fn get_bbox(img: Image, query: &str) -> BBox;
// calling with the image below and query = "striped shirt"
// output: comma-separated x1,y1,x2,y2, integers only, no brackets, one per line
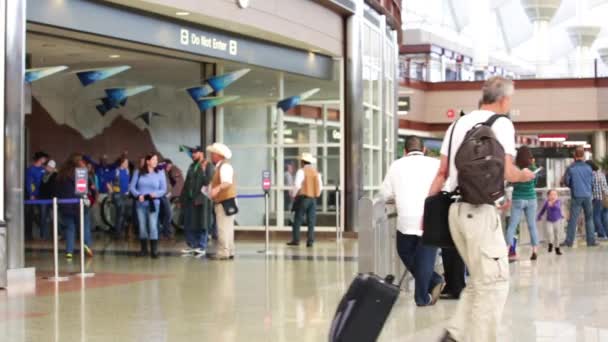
592,171,608,200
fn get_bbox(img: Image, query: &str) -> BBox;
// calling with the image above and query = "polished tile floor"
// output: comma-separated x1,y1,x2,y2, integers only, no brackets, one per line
2,239,608,341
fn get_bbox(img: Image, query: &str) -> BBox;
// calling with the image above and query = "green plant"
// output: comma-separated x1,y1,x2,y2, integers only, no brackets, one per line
598,156,608,171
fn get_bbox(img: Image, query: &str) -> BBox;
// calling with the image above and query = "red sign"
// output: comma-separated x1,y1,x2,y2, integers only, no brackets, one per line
447,109,455,119
262,170,271,192
75,167,88,195
76,179,87,194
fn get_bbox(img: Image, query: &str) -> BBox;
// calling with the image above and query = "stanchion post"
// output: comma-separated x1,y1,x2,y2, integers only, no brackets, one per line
335,186,341,242
46,197,69,282
77,197,94,278
265,191,270,254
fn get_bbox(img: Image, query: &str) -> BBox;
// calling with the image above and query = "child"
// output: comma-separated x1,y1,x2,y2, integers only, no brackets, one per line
537,189,565,255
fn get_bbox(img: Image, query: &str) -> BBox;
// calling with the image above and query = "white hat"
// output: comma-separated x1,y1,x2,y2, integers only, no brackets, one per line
207,142,232,159
299,152,316,164
47,160,57,169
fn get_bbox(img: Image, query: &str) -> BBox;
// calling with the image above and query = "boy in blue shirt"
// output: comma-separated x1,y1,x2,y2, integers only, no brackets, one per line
25,151,49,240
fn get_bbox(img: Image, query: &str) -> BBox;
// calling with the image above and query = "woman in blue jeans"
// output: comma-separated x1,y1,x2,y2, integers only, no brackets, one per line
506,146,539,261
130,153,166,258
54,154,93,259
588,161,608,238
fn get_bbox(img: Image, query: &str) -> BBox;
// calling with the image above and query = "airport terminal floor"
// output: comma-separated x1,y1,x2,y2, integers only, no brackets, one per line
1,239,607,341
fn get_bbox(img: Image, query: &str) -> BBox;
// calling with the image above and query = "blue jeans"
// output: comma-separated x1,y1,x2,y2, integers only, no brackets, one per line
159,197,173,237
593,200,608,238
39,204,51,240
566,197,596,246
396,232,442,306
112,193,127,235
136,203,159,240
506,199,539,247
291,197,317,243
61,212,92,254
183,204,208,249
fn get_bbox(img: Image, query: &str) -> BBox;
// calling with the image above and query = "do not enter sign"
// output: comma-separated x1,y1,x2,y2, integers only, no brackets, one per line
75,168,88,196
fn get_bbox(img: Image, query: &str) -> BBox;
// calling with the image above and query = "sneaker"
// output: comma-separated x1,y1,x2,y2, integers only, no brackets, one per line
286,241,300,247
530,252,538,261
556,247,563,255
194,248,206,256
430,281,446,305
508,253,518,263
306,241,313,248
588,243,599,247
66,253,73,259
181,247,195,254
548,244,553,253
84,245,94,258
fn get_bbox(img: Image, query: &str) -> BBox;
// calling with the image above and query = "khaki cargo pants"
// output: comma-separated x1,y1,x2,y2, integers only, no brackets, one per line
447,203,510,342
214,204,235,258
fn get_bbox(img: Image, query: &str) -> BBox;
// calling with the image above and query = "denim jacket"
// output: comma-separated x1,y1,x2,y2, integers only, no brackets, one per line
565,161,593,198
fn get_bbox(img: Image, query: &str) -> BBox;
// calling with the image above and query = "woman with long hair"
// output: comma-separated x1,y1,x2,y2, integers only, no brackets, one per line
54,153,93,259
505,146,540,261
129,153,166,258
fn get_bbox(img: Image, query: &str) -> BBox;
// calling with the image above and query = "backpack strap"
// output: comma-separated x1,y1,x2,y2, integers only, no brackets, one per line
446,118,459,178
484,114,509,127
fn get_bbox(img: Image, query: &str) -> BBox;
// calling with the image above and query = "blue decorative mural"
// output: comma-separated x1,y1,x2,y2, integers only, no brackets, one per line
277,88,320,112
75,65,131,86
25,66,68,83
196,96,239,111
96,85,154,115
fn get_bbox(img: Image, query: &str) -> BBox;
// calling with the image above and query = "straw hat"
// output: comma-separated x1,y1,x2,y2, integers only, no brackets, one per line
299,152,316,164
206,142,232,159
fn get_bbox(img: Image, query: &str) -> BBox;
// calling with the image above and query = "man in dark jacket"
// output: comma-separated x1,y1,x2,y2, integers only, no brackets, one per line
564,146,596,247
180,146,215,256
38,160,58,240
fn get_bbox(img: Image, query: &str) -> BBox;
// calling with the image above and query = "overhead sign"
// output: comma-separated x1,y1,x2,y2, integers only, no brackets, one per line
75,168,88,196
398,96,410,113
180,29,238,56
262,170,271,192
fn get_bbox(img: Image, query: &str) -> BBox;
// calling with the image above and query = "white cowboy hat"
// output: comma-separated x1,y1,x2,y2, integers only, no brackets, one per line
206,142,232,159
299,152,316,164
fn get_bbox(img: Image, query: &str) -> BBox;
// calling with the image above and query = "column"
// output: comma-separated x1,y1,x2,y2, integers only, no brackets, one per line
599,48,608,69
276,73,285,230
593,131,606,162
470,0,490,77
567,25,600,78
201,63,215,147
345,0,364,232
521,0,562,78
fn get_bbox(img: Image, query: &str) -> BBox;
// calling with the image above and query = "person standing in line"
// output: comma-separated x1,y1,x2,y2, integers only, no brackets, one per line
38,159,58,241
429,76,535,342
537,189,565,255
284,162,296,211
109,157,131,240
208,143,237,260
381,136,444,306
563,147,597,247
180,147,215,256
588,161,608,239
54,154,94,259
130,153,167,259
505,146,540,261
85,154,121,231
25,151,49,240
287,153,323,248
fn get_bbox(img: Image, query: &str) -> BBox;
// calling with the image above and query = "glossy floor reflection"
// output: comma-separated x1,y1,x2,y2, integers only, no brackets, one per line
3,240,608,341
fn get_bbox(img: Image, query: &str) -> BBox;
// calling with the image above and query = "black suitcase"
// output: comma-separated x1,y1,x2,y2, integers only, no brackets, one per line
329,272,407,342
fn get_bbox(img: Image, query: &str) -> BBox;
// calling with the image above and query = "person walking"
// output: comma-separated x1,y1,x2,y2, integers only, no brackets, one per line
54,154,94,259
207,143,237,260
429,76,535,342
563,147,596,247
180,147,215,256
537,189,565,255
505,146,540,261
109,157,131,239
130,153,167,258
589,161,608,239
38,160,58,241
287,153,323,248
382,136,444,306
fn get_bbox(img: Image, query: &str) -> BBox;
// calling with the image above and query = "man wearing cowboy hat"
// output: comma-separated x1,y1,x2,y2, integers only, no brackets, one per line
207,142,237,260
179,146,215,256
287,152,323,247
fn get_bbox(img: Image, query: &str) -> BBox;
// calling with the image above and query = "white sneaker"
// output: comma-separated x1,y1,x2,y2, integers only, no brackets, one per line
194,248,206,256
181,247,194,254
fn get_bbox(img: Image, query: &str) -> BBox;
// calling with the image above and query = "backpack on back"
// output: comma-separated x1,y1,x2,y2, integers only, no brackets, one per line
455,114,507,205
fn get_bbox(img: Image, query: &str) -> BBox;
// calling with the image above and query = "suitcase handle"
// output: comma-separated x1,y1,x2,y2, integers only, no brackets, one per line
384,270,409,288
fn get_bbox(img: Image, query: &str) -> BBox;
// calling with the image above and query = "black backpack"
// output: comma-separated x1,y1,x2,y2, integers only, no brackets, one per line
455,114,507,205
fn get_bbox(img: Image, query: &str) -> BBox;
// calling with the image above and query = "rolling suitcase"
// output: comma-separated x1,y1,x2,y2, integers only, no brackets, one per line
329,271,408,342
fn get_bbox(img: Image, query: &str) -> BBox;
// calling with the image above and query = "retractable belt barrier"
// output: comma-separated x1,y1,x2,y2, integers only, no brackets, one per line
25,197,93,282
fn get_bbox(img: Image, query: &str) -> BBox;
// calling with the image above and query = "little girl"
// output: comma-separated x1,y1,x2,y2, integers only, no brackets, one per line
537,189,565,255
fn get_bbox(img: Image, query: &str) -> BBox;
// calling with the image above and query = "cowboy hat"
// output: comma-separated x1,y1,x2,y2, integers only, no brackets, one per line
299,152,316,164
206,142,232,159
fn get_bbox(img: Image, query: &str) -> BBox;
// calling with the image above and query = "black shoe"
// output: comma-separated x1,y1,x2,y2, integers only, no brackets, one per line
530,252,538,261
150,240,159,259
440,330,457,342
548,244,553,253
588,243,599,247
439,293,460,300
556,248,562,255
306,241,313,248
137,240,149,257
286,241,300,247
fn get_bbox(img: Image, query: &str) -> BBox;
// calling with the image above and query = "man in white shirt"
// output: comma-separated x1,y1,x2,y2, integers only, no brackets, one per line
429,77,535,342
382,136,444,306
208,143,237,260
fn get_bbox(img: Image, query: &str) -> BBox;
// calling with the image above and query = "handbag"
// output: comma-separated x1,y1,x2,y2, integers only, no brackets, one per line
221,197,239,216
422,119,458,248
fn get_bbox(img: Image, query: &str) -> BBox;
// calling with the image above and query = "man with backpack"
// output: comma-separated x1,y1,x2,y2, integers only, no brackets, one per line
428,76,535,342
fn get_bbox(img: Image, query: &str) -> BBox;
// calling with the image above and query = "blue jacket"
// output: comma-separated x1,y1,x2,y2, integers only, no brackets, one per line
565,161,593,198
84,156,119,194
25,165,45,198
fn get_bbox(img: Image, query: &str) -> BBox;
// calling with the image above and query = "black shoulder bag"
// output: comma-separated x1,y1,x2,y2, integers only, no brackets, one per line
422,120,458,248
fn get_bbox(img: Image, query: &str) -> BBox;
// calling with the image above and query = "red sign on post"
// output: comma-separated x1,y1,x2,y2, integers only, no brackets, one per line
447,109,455,119
75,168,88,196
262,170,271,192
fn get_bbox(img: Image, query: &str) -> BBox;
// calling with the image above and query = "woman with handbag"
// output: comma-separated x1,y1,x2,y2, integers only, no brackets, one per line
130,153,167,258
505,146,540,261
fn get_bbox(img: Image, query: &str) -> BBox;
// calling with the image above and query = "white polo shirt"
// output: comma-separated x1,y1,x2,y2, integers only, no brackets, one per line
440,110,517,192
382,152,440,236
